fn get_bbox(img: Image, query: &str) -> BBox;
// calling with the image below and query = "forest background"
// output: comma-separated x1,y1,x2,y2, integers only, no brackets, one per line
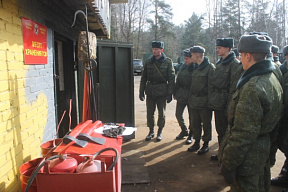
110,0,288,63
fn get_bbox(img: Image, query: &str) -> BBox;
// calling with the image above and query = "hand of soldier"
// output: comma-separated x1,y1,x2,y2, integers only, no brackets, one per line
166,94,172,103
139,92,145,101
221,165,236,184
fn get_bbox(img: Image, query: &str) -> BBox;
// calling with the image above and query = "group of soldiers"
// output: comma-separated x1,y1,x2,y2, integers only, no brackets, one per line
139,34,288,191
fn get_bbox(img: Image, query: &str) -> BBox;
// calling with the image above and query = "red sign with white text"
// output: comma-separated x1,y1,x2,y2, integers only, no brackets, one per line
22,17,47,64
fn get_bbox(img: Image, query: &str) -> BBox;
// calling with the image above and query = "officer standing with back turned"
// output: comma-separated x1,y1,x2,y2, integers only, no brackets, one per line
139,41,175,142
219,34,283,192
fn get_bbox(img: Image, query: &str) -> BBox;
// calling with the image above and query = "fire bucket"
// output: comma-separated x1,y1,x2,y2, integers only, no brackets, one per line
40,138,62,157
19,157,44,192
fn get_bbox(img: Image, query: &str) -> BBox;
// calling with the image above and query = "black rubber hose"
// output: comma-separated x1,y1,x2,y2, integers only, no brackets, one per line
92,148,119,171
25,155,61,192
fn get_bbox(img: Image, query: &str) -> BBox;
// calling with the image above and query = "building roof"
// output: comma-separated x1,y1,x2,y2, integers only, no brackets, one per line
64,0,127,38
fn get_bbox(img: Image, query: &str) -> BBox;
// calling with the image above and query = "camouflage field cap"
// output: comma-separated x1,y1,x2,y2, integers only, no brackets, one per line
216,38,234,48
271,45,279,54
152,41,164,49
283,45,288,56
190,46,205,53
183,49,192,57
238,35,272,54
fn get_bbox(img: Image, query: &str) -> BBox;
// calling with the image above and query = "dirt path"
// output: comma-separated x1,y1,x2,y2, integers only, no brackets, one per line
121,75,285,192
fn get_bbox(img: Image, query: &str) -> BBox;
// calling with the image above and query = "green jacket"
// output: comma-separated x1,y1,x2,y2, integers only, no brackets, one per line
188,56,215,109
274,56,282,67
139,53,175,97
219,60,283,176
208,52,240,110
277,61,288,154
174,63,194,104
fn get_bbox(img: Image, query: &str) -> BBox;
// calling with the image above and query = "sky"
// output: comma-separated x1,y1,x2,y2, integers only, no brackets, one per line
165,0,208,25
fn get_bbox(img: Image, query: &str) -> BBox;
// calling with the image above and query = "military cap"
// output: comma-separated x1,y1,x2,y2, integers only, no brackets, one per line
232,48,239,56
183,49,192,57
216,38,234,48
190,46,205,53
152,41,164,49
271,45,279,53
283,45,288,56
238,34,272,54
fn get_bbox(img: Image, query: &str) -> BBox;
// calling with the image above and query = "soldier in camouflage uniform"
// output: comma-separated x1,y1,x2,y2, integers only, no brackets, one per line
139,41,175,142
208,38,240,161
271,45,288,190
187,46,215,155
173,49,194,144
219,34,283,192
272,45,282,67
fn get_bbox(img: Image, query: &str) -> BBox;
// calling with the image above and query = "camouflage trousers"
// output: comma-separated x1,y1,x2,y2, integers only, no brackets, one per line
214,109,228,146
175,101,191,132
146,95,166,129
190,108,212,142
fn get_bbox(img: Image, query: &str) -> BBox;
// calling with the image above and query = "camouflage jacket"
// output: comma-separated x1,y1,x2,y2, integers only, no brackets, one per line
280,61,288,113
219,59,283,176
188,56,215,109
208,52,240,110
173,63,194,104
139,53,175,97
274,56,282,67
277,61,288,154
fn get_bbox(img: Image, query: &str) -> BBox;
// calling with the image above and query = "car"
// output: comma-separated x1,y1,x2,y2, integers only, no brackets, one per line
133,59,143,75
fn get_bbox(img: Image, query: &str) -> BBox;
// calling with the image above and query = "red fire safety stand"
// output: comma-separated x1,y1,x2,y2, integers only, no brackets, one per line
20,120,123,192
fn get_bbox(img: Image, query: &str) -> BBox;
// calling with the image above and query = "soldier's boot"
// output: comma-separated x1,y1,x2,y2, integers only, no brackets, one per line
271,158,288,187
187,140,200,152
145,128,154,141
198,141,209,155
211,136,221,160
156,127,163,142
186,130,193,145
176,126,188,140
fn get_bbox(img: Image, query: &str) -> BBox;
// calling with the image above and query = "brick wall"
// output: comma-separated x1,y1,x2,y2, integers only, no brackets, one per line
0,2,56,192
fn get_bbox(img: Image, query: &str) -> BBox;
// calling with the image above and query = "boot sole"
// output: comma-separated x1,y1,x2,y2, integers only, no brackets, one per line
145,135,154,141
197,149,209,155
187,147,200,152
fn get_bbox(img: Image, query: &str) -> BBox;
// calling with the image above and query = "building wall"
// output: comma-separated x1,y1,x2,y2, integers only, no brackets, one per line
0,0,79,191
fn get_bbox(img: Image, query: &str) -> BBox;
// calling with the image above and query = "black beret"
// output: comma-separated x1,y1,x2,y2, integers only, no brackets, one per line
283,45,288,56
190,46,205,53
152,41,164,49
238,35,272,54
232,48,239,56
183,49,192,57
271,45,279,53
216,38,234,48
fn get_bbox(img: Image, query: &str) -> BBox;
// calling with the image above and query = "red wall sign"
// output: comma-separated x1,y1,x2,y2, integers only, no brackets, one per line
22,17,47,64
